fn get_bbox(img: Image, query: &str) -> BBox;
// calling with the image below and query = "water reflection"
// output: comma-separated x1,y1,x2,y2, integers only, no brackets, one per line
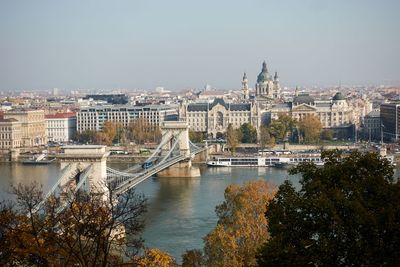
0,163,60,200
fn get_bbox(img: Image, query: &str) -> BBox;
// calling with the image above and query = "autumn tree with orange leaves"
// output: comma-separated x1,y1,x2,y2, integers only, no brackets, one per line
202,180,275,267
0,182,146,267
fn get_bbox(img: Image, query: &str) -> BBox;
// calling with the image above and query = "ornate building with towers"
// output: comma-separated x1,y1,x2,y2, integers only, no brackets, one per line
180,60,362,140
255,61,281,100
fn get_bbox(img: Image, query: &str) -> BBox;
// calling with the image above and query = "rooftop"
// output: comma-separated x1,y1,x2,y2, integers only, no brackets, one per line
45,112,76,119
0,118,19,123
293,94,315,105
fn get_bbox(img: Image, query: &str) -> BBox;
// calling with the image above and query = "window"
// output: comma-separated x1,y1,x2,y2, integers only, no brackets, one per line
216,112,223,127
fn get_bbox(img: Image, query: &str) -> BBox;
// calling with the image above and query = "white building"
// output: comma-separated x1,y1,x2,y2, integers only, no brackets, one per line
45,112,77,142
76,104,178,133
0,118,22,149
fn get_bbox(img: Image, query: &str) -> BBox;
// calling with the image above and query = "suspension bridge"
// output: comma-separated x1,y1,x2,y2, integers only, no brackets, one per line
33,121,207,213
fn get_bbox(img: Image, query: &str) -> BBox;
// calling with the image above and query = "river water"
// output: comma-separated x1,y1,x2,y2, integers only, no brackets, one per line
0,162,295,261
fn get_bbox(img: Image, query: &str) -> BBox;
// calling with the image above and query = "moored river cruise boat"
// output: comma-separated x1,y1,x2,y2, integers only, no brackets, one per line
207,153,324,167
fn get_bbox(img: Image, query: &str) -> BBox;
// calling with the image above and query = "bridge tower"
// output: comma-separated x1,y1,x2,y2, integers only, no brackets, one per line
160,121,190,157
57,145,110,193
158,121,200,177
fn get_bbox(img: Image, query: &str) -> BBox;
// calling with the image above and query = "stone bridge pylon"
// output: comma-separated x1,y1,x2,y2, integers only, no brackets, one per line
57,145,109,193
157,121,200,177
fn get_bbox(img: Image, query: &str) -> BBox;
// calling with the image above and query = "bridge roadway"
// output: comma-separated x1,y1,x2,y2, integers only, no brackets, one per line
112,146,206,196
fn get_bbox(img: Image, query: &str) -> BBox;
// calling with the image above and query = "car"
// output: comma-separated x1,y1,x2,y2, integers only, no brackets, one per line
142,161,153,169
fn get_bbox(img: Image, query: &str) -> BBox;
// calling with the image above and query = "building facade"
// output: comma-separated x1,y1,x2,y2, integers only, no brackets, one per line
4,109,47,147
363,110,381,141
269,93,353,127
0,118,22,149
45,112,77,142
179,98,259,138
380,103,400,142
76,104,177,132
267,92,355,138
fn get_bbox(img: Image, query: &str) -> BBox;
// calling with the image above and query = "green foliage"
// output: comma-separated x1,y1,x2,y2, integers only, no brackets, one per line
75,130,97,144
239,123,257,143
267,113,296,142
257,151,400,266
189,131,204,143
320,128,333,141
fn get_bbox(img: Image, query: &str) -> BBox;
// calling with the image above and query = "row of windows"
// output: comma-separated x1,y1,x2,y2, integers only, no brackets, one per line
0,140,20,148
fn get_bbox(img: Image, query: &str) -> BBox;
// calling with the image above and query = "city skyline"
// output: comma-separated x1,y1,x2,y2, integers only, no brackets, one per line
1,0,399,91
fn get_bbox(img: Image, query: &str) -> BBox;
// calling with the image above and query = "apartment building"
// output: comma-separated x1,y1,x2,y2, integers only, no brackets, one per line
4,109,47,147
76,104,177,132
45,112,77,142
0,118,22,149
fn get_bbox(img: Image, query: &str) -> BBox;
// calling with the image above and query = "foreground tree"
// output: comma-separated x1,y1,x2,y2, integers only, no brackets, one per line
181,249,204,267
0,183,147,266
257,151,400,266
203,180,275,267
133,248,178,267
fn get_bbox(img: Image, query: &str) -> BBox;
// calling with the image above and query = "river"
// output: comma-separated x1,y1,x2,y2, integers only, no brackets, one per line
0,162,296,261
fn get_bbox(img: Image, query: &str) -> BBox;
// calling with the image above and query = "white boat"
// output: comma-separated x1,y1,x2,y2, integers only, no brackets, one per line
22,153,56,165
207,153,324,167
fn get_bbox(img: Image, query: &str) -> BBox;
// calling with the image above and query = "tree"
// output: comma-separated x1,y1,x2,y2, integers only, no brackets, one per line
133,248,178,267
297,115,322,143
75,130,97,144
267,113,296,142
257,151,400,266
320,129,334,141
259,126,275,150
102,121,117,145
226,123,240,155
239,123,257,143
181,249,204,267
128,119,156,145
0,182,147,266
203,180,275,267
189,131,204,143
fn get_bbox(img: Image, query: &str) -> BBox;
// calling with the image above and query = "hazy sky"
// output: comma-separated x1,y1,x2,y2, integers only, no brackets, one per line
0,0,399,91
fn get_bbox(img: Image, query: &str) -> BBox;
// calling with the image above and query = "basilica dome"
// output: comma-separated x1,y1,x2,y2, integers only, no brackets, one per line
333,92,345,101
257,61,272,83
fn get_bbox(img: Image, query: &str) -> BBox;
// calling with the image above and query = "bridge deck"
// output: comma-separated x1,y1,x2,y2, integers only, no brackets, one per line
113,146,207,195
